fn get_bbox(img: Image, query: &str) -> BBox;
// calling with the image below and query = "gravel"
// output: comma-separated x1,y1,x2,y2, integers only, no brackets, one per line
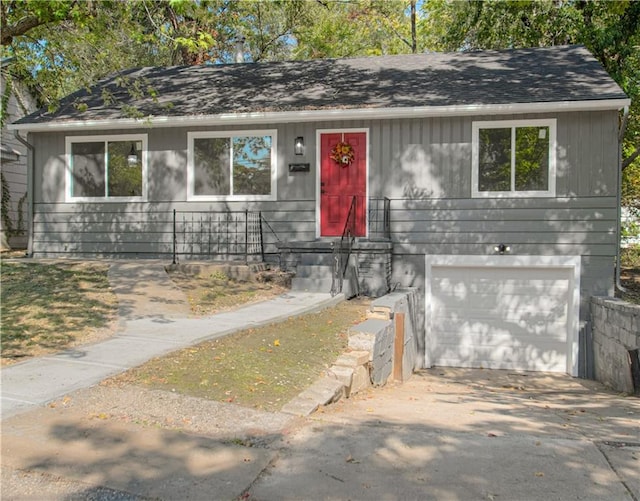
2,384,298,500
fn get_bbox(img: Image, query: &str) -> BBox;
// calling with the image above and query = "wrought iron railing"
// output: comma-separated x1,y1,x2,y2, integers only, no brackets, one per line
368,197,391,240
172,209,264,264
331,196,357,296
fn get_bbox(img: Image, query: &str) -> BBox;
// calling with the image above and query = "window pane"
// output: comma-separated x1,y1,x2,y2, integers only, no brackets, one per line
194,138,230,195
478,128,511,192
107,141,142,197
515,127,549,191
71,142,105,197
233,136,272,195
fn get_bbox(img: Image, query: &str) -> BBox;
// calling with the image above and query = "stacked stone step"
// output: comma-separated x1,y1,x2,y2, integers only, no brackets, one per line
347,305,395,386
281,302,399,416
325,351,371,397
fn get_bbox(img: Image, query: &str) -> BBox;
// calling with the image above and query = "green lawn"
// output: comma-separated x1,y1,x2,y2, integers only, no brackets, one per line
108,299,369,412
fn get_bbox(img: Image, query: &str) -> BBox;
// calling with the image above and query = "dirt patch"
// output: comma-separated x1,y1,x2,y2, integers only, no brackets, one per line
42,384,298,441
619,266,640,304
166,264,292,316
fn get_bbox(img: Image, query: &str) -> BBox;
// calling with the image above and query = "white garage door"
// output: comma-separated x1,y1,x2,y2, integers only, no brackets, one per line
425,256,580,375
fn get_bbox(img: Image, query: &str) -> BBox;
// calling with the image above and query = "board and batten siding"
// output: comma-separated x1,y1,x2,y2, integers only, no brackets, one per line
368,111,619,370
29,111,618,311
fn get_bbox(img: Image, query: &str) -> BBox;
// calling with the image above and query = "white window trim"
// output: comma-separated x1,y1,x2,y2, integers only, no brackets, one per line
65,134,148,203
187,129,278,201
471,119,556,198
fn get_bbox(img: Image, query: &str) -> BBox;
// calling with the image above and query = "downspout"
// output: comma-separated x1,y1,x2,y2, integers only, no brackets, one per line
615,105,629,294
13,130,34,257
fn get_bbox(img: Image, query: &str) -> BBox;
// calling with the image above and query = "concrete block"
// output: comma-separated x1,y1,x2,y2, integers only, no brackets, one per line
351,318,391,335
371,292,408,312
369,306,393,320
349,365,370,396
299,377,345,406
327,365,354,388
334,351,368,368
367,310,392,320
281,397,319,416
622,331,638,350
620,312,633,333
345,350,370,366
594,333,635,394
348,333,375,355
371,322,394,386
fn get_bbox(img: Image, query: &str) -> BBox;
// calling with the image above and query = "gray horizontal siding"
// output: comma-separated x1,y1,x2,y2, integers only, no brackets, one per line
29,111,619,298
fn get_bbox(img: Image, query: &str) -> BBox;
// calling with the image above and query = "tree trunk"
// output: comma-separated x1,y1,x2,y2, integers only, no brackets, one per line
411,0,417,53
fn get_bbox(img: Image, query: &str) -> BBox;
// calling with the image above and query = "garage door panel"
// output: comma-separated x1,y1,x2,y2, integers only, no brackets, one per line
432,318,568,339
433,277,571,299
427,260,576,374
431,304,568,323
434,344,567,372
434,334,568,352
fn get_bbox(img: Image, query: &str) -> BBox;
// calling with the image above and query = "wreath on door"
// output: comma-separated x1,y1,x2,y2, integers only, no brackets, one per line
330,141,355,166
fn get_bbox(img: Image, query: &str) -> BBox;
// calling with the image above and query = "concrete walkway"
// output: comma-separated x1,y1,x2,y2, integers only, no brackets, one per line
1,261,342,420
2,260,639,500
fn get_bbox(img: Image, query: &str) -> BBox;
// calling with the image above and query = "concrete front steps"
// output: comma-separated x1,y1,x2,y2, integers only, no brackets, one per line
290,264,334,293
282,289,419,416
279,239,392,297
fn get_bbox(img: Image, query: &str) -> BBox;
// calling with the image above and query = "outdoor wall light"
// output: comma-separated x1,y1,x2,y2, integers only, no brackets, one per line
127,144,138,166
294,136,305,155
494,244,511,255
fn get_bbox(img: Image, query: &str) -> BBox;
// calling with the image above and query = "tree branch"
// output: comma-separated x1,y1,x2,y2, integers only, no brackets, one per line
623,147,640,172
1,15,48,45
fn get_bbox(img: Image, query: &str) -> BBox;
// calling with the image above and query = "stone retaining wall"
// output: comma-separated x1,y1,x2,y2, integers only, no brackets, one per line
283,289,421,416
591,296,640,394
332,288,420,394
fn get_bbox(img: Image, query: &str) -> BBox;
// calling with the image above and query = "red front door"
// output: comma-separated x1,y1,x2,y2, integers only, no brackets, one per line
320,132,367,237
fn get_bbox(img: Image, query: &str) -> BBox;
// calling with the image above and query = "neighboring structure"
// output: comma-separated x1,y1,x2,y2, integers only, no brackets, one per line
1,61,36,250
9,45,630,377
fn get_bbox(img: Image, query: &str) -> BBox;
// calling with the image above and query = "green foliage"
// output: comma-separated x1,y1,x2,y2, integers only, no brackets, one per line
291,0,415,59
0,171,25,237
1,0,637,203
421,0,640,229
0,72,12,129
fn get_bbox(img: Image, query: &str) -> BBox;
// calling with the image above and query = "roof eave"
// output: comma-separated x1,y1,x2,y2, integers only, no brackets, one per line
8,98,631,132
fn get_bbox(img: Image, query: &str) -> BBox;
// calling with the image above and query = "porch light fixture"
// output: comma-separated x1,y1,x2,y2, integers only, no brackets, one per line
127,144,138,166
494,244,511,255
294,136,304,155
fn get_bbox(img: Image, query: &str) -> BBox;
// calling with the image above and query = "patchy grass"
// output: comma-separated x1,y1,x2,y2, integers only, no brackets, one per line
108,298,370,412
166,266,291,316
0,260,118,365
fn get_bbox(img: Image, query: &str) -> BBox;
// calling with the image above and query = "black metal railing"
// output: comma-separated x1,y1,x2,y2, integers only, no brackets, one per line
172,209,264,264
331,196,357,296
368,197,391,240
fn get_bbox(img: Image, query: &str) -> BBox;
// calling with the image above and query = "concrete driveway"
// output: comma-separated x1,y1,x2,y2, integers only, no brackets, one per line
2,368,639,500
250,368,640,501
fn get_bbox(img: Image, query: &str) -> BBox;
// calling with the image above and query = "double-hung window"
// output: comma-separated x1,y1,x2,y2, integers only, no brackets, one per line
188,130,277,200
472,119,556,198
66,135,147,201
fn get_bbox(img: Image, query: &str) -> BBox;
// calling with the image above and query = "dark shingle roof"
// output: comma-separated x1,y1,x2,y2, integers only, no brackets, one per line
13,45,628,126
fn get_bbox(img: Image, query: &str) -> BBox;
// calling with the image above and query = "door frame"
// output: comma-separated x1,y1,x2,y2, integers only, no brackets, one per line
315,128,370,239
